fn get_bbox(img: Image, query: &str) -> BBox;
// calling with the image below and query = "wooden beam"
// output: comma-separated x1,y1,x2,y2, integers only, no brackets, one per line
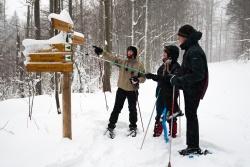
28,52,72,62
63,72,72,139
25,62,73,72
72,35,85,45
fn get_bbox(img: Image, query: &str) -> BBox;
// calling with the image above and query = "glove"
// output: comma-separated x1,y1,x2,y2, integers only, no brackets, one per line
145,73,159,81
93,45,103,56
130,76,139,86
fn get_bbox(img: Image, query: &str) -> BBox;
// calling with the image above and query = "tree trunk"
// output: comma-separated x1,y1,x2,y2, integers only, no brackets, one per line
69,0,72,18
61,0,64,10
80,0,84,33
34,0,42,95
219,10,223,62
98,0,105,86
144,0,150,72
53,0,61,114
205,0,209,60
103,0,112,92
131,0,135,46
25,5,30,38
209,0,214,62
3,0,6,28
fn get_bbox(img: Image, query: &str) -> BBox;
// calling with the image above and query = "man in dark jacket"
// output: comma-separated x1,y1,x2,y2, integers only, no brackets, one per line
145,45,182,138
169,25,209,155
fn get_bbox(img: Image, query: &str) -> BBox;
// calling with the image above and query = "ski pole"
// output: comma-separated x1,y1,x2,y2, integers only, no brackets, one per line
137,99,144,132
168,85,175,167
140,89,161,150
178,93,181,137
103,92,109,111
77,50,146,75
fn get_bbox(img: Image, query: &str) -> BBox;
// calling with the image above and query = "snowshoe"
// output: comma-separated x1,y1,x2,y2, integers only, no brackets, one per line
104,127,115,139
167,110,184,121
178,147,202,156
127,128,137,137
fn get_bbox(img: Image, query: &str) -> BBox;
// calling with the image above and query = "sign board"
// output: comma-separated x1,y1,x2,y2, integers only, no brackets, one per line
72,35,85,45
51,18,73,32
51,43,72,52
26,62,73,72
28,52,72,62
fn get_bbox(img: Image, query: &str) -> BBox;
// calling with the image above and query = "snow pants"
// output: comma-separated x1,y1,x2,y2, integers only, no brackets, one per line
155,88,179,122
184,91,201,148
108,88,138,129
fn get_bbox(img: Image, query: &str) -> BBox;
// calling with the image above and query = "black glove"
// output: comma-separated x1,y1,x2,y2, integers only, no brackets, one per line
145,73,159,81
93,45,103,56
130,76,139,86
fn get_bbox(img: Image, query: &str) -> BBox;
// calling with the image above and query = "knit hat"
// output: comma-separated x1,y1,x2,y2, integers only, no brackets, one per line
178,24,196,38
127,46,138,58
164,45,179,62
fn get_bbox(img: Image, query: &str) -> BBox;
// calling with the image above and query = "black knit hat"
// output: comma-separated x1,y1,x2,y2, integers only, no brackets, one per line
178,24,196,38
164,45,179,62
127,46,138,58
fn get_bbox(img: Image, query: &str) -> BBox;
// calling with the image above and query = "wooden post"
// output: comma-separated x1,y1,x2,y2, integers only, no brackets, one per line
63,72,72,139
23,10,85,140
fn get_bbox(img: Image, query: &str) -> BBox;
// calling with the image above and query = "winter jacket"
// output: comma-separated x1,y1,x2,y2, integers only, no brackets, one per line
156,62,180,98
175,31,209,99
102,51,145,91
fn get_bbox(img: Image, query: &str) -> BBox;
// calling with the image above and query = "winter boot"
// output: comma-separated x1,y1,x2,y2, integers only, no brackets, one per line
153,120,163,137
128,127,137,137
169,121,177,138
105,127,115,139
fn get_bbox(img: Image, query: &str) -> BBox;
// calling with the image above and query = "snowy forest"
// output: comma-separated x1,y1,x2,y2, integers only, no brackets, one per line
1,1,250,167
0,0,249,100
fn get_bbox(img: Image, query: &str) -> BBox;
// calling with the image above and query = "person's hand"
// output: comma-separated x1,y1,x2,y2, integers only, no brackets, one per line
145,73,159,81
93,46,103,56
130,76,139,86
165,59,172,65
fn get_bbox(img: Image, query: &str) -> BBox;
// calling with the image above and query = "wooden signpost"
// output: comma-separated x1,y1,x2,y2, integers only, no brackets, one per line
28,52,72,62
51,18,73,32
51,43,72,52
24,11,84,140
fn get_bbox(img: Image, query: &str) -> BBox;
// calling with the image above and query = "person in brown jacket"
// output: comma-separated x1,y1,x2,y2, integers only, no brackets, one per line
93,46,145,139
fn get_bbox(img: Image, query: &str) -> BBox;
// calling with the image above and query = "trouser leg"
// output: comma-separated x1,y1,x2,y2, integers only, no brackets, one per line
127,91,138,129
184,92,200,148
108,88,126,129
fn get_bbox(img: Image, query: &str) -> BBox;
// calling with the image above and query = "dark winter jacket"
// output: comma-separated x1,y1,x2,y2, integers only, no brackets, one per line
156,61,180,98
175,31,209,99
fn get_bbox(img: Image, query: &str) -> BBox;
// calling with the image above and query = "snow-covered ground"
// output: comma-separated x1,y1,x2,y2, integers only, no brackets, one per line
1,60,250,167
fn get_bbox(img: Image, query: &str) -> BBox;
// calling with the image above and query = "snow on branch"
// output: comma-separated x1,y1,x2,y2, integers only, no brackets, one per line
133,7,144,26
238,39,250,42
136,36,145,46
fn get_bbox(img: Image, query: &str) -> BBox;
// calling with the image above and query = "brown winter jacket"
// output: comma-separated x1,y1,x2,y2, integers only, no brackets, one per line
102,51,146,91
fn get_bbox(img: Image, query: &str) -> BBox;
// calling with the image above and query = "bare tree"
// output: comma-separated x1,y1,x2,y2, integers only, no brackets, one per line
34,0,42,95
69,0,72,18
103,0,112,92
144,0,150,72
